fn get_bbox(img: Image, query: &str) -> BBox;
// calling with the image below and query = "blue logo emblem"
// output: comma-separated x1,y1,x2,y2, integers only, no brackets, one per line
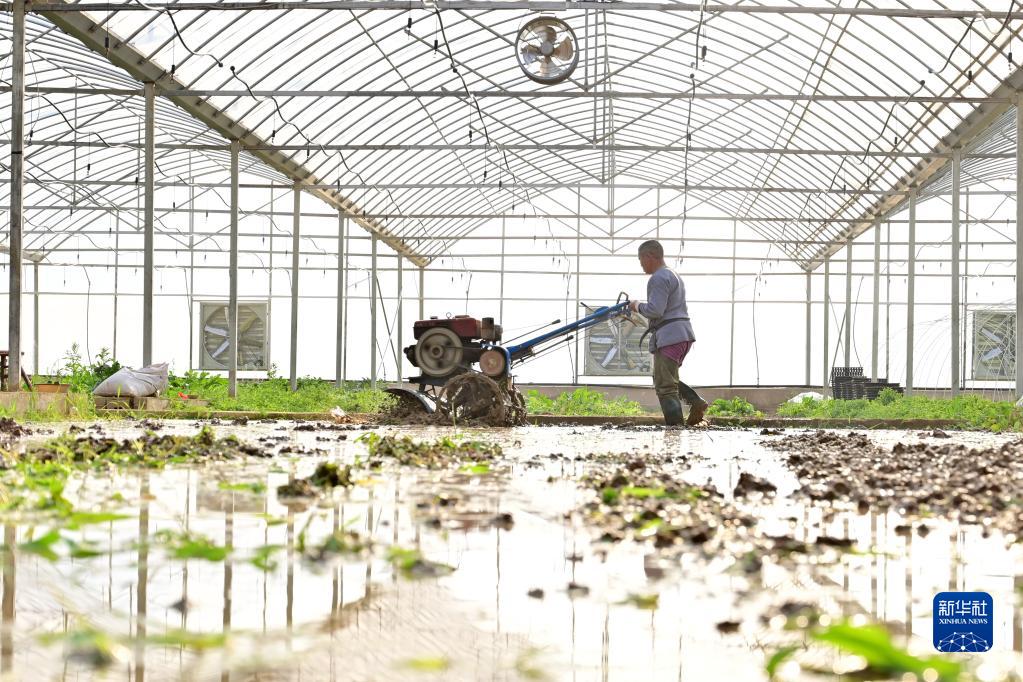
933,592,993,652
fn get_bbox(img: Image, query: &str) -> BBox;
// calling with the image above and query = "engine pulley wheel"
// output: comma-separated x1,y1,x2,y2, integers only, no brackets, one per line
479,349,507,377
414,327,464,376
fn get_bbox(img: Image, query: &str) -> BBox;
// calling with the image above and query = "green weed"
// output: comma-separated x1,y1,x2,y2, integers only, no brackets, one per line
525,388,646,416
767,620,962,681
706,397,763,418
777,392,1023,431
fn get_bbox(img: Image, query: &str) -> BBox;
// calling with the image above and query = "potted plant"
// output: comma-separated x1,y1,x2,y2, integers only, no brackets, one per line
35,380,69,394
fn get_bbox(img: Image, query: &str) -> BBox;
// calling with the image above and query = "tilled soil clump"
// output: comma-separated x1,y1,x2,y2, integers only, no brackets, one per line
765,430,1023,534
0,418,31,438
574,457,847,570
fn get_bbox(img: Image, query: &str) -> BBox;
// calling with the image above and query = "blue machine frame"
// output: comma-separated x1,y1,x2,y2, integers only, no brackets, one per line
492,296,634,372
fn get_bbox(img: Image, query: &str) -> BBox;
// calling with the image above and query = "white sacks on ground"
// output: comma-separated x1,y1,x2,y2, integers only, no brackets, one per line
788,391,824,403
93,363,170,398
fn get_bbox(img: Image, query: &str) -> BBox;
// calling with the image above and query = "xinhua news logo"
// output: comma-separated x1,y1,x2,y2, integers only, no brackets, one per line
933,591,993,653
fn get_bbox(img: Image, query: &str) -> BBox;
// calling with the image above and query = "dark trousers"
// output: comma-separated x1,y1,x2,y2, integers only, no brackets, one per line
652,351,704,405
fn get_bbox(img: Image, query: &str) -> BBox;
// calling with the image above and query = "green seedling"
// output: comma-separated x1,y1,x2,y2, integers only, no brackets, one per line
524,387,646,416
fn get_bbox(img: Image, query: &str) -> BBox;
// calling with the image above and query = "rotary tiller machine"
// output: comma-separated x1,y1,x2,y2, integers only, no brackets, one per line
386,294,636,425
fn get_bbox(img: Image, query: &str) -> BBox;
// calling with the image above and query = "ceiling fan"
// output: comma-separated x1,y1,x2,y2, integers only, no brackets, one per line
515,16,578,85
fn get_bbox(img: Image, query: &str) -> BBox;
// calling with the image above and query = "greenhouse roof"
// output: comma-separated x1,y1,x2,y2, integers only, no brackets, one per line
3,0,1023,269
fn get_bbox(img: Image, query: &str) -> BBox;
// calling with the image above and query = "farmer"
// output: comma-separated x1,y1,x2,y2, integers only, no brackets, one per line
629,239,708,426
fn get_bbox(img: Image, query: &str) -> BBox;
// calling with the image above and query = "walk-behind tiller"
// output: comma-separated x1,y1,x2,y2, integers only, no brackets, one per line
386,293,638,425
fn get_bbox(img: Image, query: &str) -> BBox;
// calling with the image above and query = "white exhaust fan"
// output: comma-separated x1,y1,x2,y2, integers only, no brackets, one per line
198,300,270,371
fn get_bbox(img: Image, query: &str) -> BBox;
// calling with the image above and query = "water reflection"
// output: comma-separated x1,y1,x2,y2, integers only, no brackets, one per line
0,424,1017,680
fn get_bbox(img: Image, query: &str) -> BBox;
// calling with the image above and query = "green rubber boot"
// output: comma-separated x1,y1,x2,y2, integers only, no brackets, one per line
678,382,709,426
658,396,685,427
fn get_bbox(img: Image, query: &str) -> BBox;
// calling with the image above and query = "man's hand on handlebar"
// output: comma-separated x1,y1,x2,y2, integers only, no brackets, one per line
628,300,641,313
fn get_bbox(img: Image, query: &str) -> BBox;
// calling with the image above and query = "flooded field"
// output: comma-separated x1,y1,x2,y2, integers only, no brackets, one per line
0,421,1020,681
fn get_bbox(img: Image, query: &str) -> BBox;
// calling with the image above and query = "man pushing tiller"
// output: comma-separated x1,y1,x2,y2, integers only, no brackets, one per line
628,240,708,427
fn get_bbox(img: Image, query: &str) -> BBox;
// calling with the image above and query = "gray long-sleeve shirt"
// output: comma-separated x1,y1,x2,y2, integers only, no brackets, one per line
637,266,695,351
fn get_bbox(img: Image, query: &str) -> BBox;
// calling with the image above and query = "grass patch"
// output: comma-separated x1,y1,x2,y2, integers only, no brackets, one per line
777,388,1023,431
166,372,396,414
706,397,763,419
525,387,646,416
26,346,396,418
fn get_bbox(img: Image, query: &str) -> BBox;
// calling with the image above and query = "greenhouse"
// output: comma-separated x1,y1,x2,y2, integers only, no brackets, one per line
3,1,1023,680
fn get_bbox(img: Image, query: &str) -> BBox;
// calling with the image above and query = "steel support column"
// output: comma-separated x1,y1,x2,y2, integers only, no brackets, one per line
1017,95,1023,397
823,258,830,393
227,140,240,397
728,219,737,385
6,0,25,392
396,255,403,379
885,221,891,379
289,185,300,391
187,168,195,369
844,236,852,367
418,267,424,320
113,214,119,359
142,81,155,367
32,262,38,374
871,223,881,381
335,213,345,387
498,216,506,323
343,222,350,381
951,149,961,395
370,234,377,389
907,190,917,396
805,270,811,386
963,188,970,387
573,186,581,385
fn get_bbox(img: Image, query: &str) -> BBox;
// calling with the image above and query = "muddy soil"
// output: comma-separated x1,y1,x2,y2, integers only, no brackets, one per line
764,429,1023,536
0,422,1018,681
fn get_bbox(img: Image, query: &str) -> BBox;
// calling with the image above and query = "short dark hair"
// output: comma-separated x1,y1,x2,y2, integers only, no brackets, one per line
638,240,663,258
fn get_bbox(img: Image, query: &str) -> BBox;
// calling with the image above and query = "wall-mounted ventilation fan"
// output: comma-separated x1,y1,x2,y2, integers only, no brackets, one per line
515,16,578,85
198,300,270,371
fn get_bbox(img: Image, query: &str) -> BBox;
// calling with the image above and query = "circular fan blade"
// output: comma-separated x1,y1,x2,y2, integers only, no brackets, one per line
514,16,578,84
520,44,541,64
553,36,574,61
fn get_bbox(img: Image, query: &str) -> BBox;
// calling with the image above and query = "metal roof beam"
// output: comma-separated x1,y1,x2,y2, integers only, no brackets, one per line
805,66,1023,271
13,2,1023,19
8,86,1005,104
10,138,1006,160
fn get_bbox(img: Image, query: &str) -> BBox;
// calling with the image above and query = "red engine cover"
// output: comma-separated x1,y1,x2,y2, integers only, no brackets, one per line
413,315,482,340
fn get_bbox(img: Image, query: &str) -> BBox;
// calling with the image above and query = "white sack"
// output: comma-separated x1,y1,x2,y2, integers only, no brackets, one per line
93,363,169,398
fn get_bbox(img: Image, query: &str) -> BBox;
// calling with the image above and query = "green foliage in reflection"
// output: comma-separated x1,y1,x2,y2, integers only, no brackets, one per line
387,546,455,578
17,528,119,561
152,529,230,562
524,388,646,416
41,621,228,669
217,481,267,494
706,397,763,419
399,657,451,672
619,593,659,610
777,391,1023,431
